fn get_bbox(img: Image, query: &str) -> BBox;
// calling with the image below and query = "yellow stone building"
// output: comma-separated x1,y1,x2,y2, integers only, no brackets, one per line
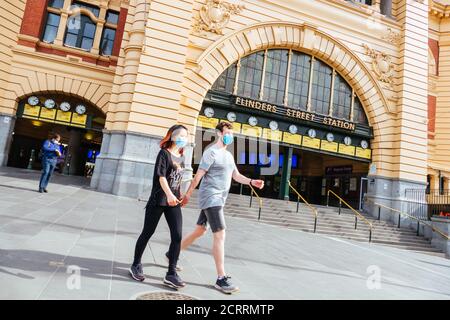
0,0,449,217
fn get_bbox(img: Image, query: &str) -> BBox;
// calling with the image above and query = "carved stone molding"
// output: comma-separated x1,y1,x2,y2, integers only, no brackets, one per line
193,0,245,35
382,28,402,45
363,44,395,87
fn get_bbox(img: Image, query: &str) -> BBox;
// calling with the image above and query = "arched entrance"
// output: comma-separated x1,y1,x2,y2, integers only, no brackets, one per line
194,48,373,208
7,93,105,177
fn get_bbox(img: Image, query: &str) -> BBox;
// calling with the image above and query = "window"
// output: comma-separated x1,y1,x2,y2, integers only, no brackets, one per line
237,51,265,100
106,10,119,24
64,14,96,51
332,74,352,120
311,59,332,116
212,62,236,94
353,97,368,125
72,1,100,17
288,52,311,110
42,13,61,43
263,50,289,105
48,0,64,8
100,27,116,56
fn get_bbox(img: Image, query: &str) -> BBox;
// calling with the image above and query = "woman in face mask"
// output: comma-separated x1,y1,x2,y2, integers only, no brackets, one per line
129,124,189,289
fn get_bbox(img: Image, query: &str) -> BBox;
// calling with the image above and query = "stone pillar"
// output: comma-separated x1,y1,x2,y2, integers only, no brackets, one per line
365,1,429,229
0,113,15,166
279,147,293,201
430,217,450,258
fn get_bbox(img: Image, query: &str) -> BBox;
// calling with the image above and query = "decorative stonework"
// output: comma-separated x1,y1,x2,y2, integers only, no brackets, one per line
193,0,245,35
382,28,401,45
363,44,395,86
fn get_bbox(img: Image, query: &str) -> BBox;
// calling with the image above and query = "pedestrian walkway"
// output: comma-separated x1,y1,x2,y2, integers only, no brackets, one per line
1,167,450,300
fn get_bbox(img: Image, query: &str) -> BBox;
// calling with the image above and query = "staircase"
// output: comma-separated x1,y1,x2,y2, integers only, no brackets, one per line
185,191,445,257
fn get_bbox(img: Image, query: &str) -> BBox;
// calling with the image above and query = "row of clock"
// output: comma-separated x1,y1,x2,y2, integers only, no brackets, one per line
27,96,87,115
203,107,369,149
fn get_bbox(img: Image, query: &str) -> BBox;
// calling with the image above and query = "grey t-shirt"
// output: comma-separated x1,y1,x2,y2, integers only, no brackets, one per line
198,144,237,209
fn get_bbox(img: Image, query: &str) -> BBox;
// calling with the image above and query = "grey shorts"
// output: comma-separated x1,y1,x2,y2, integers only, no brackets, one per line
196,206,226,233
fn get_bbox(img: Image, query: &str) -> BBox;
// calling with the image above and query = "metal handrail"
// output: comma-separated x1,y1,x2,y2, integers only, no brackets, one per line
288,181,318,233
249,183,263,220
327,189,373,242
366,198,450,240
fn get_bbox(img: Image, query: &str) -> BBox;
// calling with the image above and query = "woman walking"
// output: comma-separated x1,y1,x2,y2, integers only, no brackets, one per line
129,124,188,289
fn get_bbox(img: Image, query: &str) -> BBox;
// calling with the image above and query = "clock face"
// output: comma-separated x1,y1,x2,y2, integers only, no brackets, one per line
60,102,71,112
248,116,258,126
307,128,317,138
361,140,369,149
204,107,214,118
226,112,237,122
269,120,278,131
326,133,335,142
288,124,298,134
344,136,352,146
27,96,40,106
75,104,86,115
44,99,56,109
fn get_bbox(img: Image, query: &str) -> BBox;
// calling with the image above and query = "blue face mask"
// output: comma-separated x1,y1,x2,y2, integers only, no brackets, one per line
175,137,187,148
222,133,234,145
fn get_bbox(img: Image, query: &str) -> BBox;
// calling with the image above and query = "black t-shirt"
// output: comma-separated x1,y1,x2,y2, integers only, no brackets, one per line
147,149,185,208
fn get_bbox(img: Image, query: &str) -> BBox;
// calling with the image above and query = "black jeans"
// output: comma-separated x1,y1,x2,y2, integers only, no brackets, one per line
133,205,182,275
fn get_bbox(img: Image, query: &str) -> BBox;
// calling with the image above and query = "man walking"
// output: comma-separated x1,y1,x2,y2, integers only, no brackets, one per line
38,133,61,193
181,121,264,294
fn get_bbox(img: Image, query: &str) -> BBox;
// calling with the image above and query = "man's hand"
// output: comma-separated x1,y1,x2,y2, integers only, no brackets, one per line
251,179,264,189
180,194,190,207
55,149,62,157
167,193,181,207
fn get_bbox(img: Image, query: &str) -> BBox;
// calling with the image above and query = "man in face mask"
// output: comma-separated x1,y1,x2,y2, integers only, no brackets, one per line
38,133,61,193
181,121,264,294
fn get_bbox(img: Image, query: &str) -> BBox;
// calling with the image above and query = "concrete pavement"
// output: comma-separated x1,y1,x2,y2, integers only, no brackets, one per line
1,167,450,300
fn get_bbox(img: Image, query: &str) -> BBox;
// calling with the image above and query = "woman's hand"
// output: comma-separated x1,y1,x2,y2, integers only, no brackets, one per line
167,193,181,207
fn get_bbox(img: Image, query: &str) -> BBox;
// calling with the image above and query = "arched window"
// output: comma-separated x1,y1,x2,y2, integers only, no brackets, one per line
263,50,289,105
211,49,370,125
287,52,311,110
311,59,333,116
64,14,96,51
237,51,265,99
212,62,237,94
332,73,352,120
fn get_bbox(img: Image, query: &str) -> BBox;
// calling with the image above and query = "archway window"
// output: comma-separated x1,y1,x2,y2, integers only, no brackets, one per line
211,49,370,125
237,51,265,99
311,59,332,116
332,73,352,120
288,52,311,110
263,50,289,105
212,62,237,94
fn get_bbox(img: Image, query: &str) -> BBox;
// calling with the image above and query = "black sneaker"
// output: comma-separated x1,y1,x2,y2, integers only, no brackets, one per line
163,273,186,289
38,189,44,193
129,263,145,282
165,252,183,272
215,276,239,294
43,189,48,193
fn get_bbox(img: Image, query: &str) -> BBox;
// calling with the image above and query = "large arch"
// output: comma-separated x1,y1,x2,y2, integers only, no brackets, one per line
179,22,392,165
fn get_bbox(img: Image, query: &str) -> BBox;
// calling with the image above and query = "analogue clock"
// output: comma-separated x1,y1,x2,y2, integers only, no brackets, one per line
226,112,237,122
344,136,352,146
204,107,214,118
307,128,317,138
326,132,335,142
44,99,56,109
75,104,86,115
269,120,278,131
27,96,40,106
59,102,71,112
288,124,298,134
361,140,369,149
248,116,258,126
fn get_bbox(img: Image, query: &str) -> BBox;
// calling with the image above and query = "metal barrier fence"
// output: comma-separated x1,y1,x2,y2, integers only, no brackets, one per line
404,189,450,220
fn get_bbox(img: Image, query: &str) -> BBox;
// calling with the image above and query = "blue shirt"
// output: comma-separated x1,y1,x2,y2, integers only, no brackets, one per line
42,139,60,160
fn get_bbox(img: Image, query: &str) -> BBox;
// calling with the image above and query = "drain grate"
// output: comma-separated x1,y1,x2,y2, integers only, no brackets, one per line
135,291,198,300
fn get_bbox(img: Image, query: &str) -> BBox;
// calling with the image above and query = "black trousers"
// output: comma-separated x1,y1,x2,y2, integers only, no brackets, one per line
133,205,182,275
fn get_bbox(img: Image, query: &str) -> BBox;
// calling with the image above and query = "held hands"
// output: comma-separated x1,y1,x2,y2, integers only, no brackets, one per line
250,179,265,189
167,193,181,207
180,193,190,207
